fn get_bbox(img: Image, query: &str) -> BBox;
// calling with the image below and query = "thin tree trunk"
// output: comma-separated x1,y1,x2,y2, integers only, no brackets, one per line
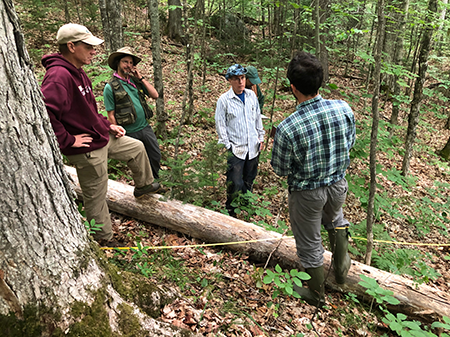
365,0,385,266
64,0,71,22
314,0,320,55
436,0,448,54
290,3,300,58
0,2,190,335
402,0,437,176
317,0,329,84
389,0,410,128
406,29,423,97
180,0,197,126
261,0,265,40
148,0,168,139
201,0,214,87
99,0,124,52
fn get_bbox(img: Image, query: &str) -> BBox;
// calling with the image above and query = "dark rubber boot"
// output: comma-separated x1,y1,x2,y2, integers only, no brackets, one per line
293,266,325,307
328,228,351,284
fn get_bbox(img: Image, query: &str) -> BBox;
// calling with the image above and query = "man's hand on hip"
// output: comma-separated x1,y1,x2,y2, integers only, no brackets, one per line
72,134,93,148
109,124,126,138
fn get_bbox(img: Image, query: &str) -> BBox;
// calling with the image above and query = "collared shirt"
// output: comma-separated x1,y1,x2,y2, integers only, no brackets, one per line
113,72,137,88
271,95,355,190
215,88,265,160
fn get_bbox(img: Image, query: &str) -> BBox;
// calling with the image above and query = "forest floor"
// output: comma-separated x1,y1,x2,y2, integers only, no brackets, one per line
34,32,450,336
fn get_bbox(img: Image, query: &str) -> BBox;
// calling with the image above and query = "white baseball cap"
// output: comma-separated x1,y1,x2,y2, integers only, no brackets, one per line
56,23,103,45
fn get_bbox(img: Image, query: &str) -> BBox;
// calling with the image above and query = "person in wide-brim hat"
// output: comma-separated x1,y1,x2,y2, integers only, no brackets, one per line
107,47,142,70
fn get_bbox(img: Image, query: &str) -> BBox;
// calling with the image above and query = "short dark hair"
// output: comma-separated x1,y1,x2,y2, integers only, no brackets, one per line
287,51,323,96
58,41,83,54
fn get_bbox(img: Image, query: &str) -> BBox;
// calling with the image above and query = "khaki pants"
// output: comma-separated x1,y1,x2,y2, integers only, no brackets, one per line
67,135,153,240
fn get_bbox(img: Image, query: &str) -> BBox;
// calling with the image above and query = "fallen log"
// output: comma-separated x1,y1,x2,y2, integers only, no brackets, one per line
65,165,450,321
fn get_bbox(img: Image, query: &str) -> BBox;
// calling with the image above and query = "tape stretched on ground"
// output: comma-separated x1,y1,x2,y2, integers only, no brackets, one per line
100,235,450,250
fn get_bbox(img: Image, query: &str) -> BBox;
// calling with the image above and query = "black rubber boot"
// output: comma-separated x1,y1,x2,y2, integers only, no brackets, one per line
328,228,351,284
293,266,325,307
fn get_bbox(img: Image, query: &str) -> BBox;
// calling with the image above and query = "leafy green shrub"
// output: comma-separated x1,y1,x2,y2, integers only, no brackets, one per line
263,264,310,299
372,249,441,285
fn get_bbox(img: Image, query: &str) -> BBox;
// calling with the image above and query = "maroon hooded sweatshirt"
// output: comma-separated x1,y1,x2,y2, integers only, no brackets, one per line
41,53,111,156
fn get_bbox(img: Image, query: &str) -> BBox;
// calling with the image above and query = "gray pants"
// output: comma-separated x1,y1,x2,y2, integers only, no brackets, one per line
288,178,350,269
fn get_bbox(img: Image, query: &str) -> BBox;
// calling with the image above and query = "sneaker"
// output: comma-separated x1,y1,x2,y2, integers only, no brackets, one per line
134,182,161,198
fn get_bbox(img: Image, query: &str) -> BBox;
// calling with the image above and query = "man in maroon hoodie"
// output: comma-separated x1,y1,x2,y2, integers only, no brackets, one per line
41,23,160,246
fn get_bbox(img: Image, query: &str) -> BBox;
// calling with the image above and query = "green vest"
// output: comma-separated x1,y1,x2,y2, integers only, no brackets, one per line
108,76,153,126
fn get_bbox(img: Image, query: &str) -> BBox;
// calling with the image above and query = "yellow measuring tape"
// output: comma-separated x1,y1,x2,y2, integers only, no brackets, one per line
352,236,450,247
100,235,450,250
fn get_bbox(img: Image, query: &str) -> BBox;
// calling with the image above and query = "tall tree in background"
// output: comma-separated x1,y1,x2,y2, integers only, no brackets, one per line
99,0,124,52
0,1,188,335
181,0,204,125
315,0,329,84
365,0,385,266
436,0,448,54
167,0,183,43
149,0,169,138
389,0,410,128
401,0,437,176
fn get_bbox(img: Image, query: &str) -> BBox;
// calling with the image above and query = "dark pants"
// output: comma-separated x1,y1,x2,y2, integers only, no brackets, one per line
127,125,161,180
226,152,259,215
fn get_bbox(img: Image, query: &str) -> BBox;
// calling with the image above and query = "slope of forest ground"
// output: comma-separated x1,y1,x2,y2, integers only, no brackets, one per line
31,30,450,336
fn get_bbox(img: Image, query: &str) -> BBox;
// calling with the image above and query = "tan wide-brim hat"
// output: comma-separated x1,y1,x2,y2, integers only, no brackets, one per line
56,23,103,45
107,47,142,70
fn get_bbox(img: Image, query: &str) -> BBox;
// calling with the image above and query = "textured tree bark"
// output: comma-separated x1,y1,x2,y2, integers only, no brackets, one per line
66,166,450,321
314,0,329,84
0,2,193,335
402,0,437,176
167,0,183,43
387,0,410,128
148,0,169,139
99,0,124,52
365,0,385,266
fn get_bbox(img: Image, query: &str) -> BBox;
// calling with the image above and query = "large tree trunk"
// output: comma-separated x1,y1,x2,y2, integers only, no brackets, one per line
98,0,124,52
65,166,450,321
166,0,183,43
0,2,193,335
402,0,437,176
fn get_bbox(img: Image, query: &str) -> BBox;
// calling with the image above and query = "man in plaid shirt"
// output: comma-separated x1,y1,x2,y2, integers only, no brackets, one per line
271,52,355,307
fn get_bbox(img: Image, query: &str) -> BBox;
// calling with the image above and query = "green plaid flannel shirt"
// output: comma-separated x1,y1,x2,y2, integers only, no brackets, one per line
271,95,355,190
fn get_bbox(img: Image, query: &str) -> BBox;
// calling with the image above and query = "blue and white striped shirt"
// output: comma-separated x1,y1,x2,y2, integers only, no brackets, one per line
271,95,355,190
215,88,265,160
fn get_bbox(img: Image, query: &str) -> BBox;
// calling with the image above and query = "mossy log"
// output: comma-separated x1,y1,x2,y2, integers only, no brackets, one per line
66,166,450,321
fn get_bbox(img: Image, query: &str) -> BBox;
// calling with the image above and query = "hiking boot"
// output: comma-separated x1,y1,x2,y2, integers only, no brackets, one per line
96,237,123,248
134,182,161,198
328,228,351,285
294,266,325,307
